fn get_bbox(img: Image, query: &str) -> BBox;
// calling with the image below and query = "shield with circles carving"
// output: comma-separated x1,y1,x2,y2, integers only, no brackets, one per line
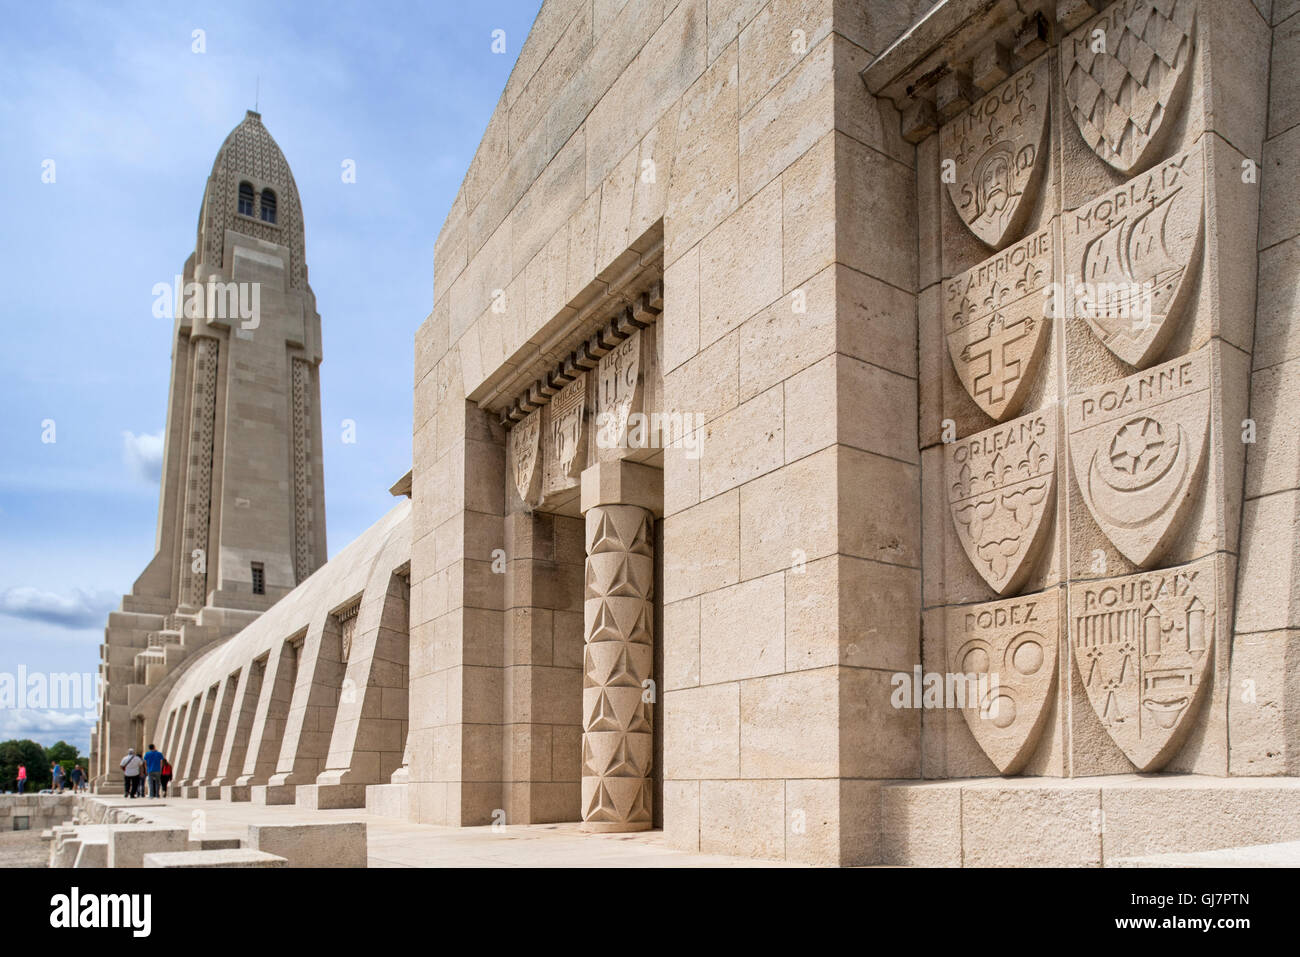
947,590,1059,774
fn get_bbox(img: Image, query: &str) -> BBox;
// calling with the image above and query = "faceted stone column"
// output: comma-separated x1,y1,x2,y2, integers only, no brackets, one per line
579,460,662,832
582,504,654,831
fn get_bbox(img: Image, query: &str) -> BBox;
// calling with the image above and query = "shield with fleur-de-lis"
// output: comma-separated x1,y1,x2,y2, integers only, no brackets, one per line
940,56,1050,248
1062,0,1196,174
944,222,1055,421
947,408,1057,595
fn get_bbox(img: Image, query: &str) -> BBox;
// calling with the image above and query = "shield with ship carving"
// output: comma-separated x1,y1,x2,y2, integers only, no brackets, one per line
946,408,1057,596
1066,148,1204,369
944,222,1054,421
1061,0,1196,175
940,57,1050,248
948,590,1059,774
1068,346,1210,568
1070,555,1216,771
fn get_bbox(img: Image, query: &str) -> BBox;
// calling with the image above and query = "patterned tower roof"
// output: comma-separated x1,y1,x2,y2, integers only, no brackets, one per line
196,110,307,289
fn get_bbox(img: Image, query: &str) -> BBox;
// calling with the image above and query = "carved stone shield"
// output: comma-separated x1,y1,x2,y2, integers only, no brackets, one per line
948,590,1059,774
596,332,641,450
940,57,1050,248
946,408,1057,595
944,222,1054,421
509,409,541,508
1068,347,1210,568
1062,0,1196,174
1065,148,1204,368
551,374,587,480
1070,555,1216,771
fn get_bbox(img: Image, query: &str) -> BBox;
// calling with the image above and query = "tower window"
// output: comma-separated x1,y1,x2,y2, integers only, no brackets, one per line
260,189,277,224
238,182,255,217
251,562,265,595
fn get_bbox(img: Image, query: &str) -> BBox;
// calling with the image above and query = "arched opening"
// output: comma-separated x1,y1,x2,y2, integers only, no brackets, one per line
260,188,277,224
238,181,255,217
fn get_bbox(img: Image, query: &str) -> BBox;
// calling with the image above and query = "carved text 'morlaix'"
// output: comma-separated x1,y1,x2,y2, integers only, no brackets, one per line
1066,147,1204,369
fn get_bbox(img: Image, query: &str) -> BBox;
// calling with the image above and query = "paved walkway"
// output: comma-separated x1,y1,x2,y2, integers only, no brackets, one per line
100,797,797,867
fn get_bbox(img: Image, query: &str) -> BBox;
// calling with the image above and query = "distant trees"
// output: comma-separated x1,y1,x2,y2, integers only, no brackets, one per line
0,739,87,791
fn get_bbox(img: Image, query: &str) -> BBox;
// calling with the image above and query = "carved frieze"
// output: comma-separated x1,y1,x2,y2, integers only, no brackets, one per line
1065,147,1204,368
596,331,641,451
947,589,1059,774
940,56,1050,248
1068,346,1210,568
947,408,1057,596
509,409,542,509
1062,0,1196,175
1070,554,1216,771
945,222,1054,421
551,374,587,480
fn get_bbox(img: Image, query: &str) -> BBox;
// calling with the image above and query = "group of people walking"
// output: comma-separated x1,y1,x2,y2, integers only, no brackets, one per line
119,744,172,798
13,762,88,793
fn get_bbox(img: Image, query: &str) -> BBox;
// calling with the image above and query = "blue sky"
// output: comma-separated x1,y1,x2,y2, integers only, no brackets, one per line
0,0,542,750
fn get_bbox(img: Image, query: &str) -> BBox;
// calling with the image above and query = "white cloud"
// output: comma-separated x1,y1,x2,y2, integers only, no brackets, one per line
0,587,118,630
0,709,94,751
122,430,164,483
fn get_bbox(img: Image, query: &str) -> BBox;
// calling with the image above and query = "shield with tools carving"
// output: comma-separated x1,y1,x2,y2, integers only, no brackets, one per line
1062,0,1196,174
940,57,1050,248
1070,555,1216,771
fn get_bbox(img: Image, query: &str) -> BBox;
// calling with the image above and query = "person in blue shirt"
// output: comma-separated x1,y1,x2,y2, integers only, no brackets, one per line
143,744,167,799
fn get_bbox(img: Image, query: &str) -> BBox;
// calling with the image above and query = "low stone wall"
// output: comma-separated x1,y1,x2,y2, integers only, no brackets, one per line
0,794,76,832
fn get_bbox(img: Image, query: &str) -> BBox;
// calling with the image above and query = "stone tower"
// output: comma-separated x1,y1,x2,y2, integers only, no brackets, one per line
91,111,326,788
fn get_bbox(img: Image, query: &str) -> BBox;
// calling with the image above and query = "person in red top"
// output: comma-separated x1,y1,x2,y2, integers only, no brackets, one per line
16,765,26,794
160,759,172,797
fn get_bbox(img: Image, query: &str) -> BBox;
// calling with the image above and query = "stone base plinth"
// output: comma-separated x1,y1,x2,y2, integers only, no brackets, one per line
196,786,223,800
364,783,408,820
180,786,201,798
881,775,1300,867
219,785,251,803
295,784,366,810
250,784,297,806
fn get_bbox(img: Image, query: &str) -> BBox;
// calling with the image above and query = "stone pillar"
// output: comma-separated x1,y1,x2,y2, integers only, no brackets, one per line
580,461,662,832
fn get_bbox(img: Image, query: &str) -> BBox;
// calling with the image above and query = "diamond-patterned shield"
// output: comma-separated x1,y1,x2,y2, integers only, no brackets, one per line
1062,0,1196,174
